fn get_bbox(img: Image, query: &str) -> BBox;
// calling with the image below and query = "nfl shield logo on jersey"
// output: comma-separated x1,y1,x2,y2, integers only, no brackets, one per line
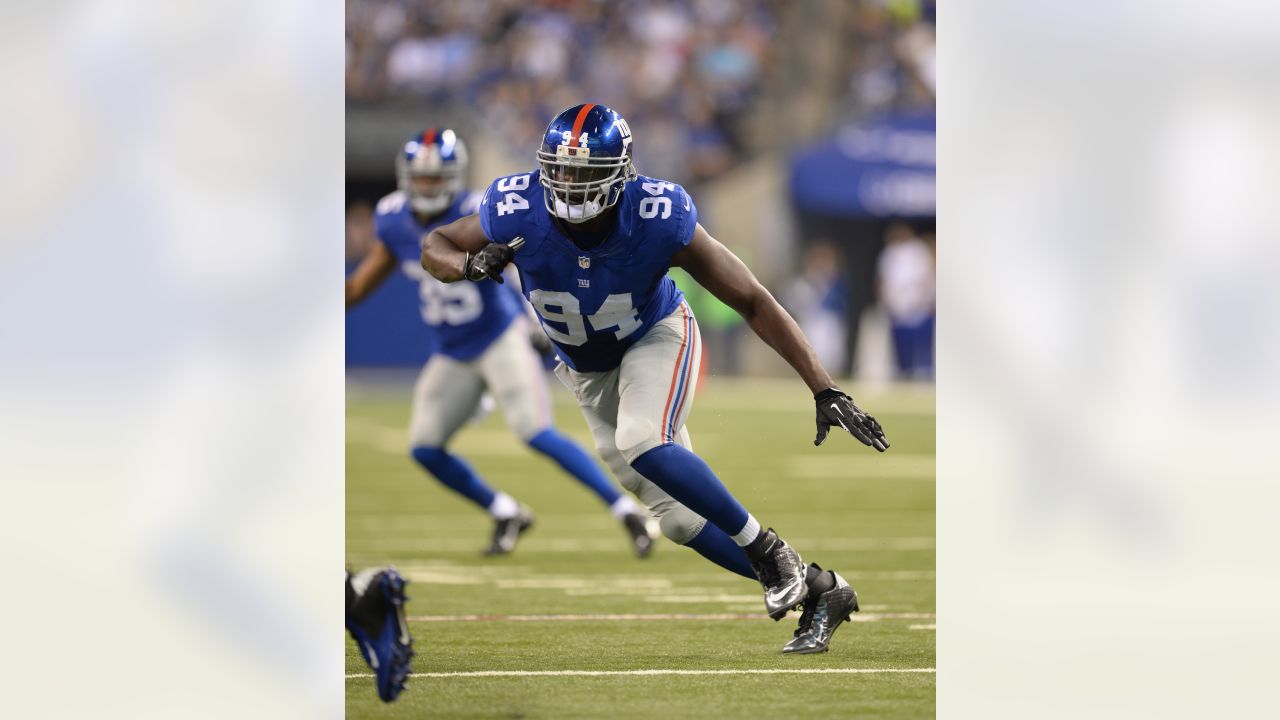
578,256,591,269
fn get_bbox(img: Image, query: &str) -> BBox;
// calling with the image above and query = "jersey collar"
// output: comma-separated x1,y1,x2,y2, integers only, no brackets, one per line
540,181,635,259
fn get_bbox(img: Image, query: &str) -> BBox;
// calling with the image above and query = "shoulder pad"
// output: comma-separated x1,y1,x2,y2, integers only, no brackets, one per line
375,190,407,217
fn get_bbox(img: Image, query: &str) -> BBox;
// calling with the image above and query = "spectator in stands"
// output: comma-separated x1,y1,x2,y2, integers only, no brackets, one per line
783,242,850,374
876,223,935,379
345,0,776,184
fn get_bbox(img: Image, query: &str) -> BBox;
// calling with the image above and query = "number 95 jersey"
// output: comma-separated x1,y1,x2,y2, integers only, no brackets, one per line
375,189,524,361
479,170,698,373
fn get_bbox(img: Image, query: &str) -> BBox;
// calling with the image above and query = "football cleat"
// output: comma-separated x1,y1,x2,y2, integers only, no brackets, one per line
623,512,657,559
484,504,535,556
345,567,414,702
782,563,860,655
746,528,809,620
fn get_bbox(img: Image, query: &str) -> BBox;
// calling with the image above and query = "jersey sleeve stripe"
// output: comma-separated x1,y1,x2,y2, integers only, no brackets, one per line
569,104,596,147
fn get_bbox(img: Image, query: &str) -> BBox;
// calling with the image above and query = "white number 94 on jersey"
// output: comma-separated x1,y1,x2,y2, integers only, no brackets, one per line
492,174,531,216
529,291,641,346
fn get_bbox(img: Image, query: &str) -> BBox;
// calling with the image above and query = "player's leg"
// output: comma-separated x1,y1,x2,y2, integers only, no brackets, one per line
408,356,530,553
556,362,754,579
478,319,653,555
614,302,808,618
661,427,756,580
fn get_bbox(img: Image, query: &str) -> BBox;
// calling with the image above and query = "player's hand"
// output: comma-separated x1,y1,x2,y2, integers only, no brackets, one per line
463,242,515,283
814,388,889,452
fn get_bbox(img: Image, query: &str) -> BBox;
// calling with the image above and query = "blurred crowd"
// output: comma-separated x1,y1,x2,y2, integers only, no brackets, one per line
838,0,935,120
781,224,935,381
345,0,936,380
347,0,778,188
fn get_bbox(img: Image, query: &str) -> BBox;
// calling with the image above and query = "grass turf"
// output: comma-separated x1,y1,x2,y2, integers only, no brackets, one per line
347,375,935,719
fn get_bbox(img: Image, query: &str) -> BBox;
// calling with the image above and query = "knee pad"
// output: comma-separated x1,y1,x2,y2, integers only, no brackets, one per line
506,409,547,443
655,502,706,545
615,415,665,465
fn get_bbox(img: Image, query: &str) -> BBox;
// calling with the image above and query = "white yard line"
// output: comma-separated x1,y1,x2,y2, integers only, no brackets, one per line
346,668,936,679
390,568,933,591
909,624,937,630
405,612,936,622
354,533,935,553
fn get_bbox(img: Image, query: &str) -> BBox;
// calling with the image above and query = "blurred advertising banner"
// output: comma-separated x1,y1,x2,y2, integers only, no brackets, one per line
790,113,936,218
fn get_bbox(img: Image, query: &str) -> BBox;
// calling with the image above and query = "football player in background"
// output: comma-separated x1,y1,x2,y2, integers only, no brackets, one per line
422,105,890,654
346,128,656,557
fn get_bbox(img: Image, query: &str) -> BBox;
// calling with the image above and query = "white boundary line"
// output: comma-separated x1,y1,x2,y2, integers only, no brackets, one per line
346,668,936,679
405,613,935,622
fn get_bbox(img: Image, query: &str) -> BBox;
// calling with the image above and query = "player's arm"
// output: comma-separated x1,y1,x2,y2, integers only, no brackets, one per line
672,224,889,451
346,241,397,309
672,224,833,392
422,214,515,284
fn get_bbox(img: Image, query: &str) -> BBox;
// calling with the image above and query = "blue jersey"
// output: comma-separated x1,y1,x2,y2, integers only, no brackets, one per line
374,189,524,361
478,170,698,372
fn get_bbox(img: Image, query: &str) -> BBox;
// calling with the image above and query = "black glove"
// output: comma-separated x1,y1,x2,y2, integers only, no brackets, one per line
464,242,515,283
814,388,889,452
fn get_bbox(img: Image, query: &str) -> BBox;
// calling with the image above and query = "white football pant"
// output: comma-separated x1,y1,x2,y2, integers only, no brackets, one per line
554,302,707,544
408,317,554,448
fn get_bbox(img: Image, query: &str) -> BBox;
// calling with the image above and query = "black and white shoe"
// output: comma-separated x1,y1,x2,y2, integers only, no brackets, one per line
623,512,657,558
484,504,534,556
746,528,809,620
782,563,859,654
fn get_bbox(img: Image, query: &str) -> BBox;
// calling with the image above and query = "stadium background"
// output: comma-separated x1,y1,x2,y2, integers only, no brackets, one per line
345,1,935,717
346,0,935,380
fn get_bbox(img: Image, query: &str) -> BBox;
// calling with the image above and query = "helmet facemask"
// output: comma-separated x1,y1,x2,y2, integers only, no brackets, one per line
537,145,635,223
400,169,461,215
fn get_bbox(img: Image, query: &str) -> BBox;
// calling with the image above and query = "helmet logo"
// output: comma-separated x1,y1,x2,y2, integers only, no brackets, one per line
615,118,633,152
556,144,591,159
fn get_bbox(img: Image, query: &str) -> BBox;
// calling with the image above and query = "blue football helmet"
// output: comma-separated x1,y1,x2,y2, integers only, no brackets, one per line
537,103,637,223
396,128,468,216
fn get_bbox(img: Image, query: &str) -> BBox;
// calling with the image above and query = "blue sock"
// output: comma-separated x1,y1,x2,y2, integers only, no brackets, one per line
410,446,496,509
685,523,756,580
630,444,750,538
528,429,622,506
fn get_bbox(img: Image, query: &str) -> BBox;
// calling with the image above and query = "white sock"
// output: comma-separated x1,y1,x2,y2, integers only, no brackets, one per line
731,514,762,547
488,492,519,520
609,495,640,520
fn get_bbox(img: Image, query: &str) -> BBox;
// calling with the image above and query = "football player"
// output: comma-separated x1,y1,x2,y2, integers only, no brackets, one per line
347,128,656,557
346,567,413,702
421,105,888,653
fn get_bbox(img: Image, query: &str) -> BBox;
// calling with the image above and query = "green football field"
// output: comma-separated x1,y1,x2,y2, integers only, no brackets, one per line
347,375,935,719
